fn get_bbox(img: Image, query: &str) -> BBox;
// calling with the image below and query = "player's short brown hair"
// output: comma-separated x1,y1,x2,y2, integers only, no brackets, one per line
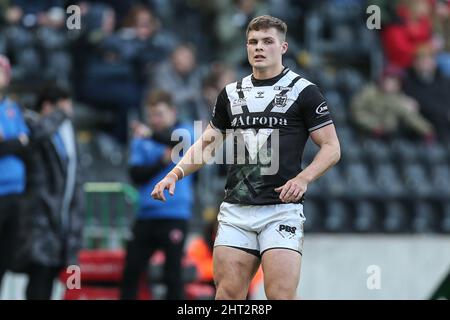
146,90,174,109
246,15,287,40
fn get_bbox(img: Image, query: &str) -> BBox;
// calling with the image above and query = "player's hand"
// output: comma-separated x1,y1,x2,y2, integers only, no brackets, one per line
151,173,177,202
274,176,308,203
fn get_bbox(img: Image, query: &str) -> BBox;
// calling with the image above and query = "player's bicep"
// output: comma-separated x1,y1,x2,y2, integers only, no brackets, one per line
310,124,340,149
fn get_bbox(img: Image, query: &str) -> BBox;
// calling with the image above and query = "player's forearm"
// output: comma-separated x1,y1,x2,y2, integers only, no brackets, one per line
172,140,206,178
168,125,224,180
296,141,340,184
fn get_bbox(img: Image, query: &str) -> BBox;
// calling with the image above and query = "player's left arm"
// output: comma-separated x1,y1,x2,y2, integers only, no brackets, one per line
275,124,340,203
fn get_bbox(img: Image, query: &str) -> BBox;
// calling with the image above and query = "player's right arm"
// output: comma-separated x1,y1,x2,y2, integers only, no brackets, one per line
150,123,225,201
152,87,231,202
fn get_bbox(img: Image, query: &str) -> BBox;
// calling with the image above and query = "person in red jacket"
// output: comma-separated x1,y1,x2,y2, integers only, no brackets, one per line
381,0,433,69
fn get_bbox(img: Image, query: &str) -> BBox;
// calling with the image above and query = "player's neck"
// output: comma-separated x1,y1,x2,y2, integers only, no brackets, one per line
252,64,284,80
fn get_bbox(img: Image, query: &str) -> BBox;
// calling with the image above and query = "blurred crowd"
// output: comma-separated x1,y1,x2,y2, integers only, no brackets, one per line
1,0,450,299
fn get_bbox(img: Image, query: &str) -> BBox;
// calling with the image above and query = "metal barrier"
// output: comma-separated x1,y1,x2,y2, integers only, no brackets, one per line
83,182,139,249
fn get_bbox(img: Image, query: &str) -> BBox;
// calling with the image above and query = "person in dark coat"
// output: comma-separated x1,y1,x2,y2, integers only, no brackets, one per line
402,45,450,142
12,84,84,300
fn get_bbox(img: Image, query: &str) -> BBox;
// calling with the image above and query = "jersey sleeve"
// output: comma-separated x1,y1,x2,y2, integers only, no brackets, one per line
299,85,333,133
209,88,231,132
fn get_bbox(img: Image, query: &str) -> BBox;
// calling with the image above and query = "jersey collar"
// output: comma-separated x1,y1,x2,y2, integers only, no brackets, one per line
251,67,290,87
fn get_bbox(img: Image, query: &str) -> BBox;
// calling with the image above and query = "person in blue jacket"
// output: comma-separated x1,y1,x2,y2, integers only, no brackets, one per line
0,55,29,286
120,90,194,300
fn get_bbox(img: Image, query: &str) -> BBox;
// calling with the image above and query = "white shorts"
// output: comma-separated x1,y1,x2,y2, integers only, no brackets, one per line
214,201,306,257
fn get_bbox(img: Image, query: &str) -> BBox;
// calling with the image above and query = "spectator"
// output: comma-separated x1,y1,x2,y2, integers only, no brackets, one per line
151,43,203,122
119,4,177,81
403,44,450,142
351,65,435,141
215,0,268,67
0,54,29,288
12,84,84,300
432,0,450,77
195,63,236,124
77,4,177,144
120,90,194,300
380,0,433,69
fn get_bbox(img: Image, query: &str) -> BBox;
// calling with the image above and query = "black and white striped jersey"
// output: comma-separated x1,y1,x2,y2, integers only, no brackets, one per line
210,67,333,205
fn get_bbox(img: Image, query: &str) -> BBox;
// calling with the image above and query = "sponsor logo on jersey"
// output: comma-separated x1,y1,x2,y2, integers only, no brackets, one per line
315,102,329,116
277,224,297,238
231,115,288,127
255,91,264,98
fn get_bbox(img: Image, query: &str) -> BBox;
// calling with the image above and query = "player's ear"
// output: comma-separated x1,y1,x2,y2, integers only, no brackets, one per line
281,41,288,55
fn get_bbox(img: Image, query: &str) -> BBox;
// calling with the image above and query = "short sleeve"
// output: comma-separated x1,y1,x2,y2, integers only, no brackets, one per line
209,88,231,132
299,85,333,133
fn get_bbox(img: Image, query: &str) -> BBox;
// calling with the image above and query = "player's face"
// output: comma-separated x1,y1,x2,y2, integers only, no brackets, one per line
247,28,287,70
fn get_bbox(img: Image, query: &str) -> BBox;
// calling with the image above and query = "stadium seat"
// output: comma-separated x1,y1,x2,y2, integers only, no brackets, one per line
402,164,434,198
383,201,410,233
320,166,347,198
411,201,439,233
419,143,448,168
304,200,323,232
353,200,380,233
373,162,405,199
340,140,363,164
361,139,391,164
345,162,378,198
441,202,450,233
390,139,420,163
324,200,351,232
430,164,450,199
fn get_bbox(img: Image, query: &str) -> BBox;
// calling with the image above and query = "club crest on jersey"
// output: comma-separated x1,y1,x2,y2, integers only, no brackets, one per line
232,98,247,108
273,93,287,108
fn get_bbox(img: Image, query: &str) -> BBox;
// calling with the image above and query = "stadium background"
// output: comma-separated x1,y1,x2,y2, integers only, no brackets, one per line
1,0,450,299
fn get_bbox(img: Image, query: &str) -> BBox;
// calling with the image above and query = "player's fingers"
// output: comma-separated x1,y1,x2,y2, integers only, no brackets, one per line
282,187,295,202
283,187,297,202
151,185,159,199
293,189,304,202
274,185,284,193
279,182,292,200
287,188,302,203
169,182,176,196
153,184,165,201
159,187,166,201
